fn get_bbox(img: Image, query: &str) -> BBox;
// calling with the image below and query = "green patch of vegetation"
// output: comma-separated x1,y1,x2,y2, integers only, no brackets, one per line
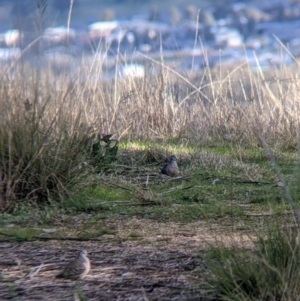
0,211,35,228
75,289,87,301
128,232,142,240
60,186,132,212
79,228,116,239
7,285,18,301
0,139,296,229
205,220,300,301
85,186,132,201
0,228,41,241
205,145,234,156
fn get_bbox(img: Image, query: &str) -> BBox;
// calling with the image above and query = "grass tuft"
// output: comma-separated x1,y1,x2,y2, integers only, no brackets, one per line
206,220,300,301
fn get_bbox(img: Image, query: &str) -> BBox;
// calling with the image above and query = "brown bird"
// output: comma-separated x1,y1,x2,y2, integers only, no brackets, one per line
24,99,32,111
160,155,179,177
56,250,90,280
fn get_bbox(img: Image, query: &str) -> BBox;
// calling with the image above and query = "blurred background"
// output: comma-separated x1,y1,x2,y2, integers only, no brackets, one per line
0,0,299,75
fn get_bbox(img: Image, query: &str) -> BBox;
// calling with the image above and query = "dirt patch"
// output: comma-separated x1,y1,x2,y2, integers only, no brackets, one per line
0,218,254,300
113,217,255,251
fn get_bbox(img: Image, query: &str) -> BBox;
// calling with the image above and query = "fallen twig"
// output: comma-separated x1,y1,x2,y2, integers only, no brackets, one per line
28,263,44,279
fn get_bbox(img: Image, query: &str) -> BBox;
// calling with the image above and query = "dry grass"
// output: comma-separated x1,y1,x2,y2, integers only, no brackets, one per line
0,46,299,208
2,49,300,145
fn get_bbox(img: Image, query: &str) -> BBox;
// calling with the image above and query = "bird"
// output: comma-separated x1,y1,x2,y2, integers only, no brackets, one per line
24,99,32,111
101,133,114,144
160,155,179,177
56,250,90,280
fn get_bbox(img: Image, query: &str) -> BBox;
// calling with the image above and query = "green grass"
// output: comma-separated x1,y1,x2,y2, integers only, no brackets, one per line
205,220,300,301
70,140,300,228
79,228,116,239
0,228,42,241
62,186,132,212
128,232,143,240
0,140,297,227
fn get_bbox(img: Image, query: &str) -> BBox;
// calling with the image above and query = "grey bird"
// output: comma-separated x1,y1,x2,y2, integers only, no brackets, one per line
56,250,90,280
160,155,179,177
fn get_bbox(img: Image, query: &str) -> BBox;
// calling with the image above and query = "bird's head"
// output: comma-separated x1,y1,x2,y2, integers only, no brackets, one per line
170,155,178,161
79,250,88,257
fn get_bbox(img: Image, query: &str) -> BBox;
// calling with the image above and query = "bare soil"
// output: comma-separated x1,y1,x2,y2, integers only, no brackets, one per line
0,217,254,301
